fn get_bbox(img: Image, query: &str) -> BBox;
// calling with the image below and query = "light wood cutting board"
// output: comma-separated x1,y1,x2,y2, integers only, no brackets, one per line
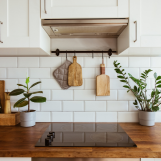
96,63,110,96
68,56,83,86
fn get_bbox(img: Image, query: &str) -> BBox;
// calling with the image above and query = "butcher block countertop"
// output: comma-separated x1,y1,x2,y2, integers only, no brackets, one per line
0,122,161,158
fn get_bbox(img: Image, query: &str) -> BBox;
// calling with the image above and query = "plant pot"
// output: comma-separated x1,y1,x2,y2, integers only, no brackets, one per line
20,110,36,127
139,111,155,126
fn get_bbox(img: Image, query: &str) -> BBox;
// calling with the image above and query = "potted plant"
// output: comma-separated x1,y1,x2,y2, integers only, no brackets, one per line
113,61,161,126
9,77,46,127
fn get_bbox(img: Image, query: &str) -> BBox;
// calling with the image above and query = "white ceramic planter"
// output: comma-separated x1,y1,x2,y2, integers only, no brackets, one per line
20,110,36,127
139,111,155,126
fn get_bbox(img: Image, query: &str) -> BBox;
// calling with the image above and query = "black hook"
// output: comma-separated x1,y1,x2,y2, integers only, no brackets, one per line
74,51,76,56
107,49,113,58
56,49,60,56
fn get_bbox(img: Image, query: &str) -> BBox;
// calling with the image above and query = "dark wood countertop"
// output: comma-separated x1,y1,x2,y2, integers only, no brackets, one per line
0,122,161,158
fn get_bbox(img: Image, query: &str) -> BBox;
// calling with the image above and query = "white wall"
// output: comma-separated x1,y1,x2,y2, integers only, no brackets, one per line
0,54,161,122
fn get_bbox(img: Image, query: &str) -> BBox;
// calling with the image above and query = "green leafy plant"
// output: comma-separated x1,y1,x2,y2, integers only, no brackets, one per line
113,60,161,112
9,77,46,112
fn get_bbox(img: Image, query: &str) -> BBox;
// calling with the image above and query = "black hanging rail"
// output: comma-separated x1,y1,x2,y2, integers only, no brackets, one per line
51,49,116,58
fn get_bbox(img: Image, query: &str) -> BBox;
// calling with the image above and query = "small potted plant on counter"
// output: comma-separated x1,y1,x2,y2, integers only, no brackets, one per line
113,61,161,126
9,77,46,127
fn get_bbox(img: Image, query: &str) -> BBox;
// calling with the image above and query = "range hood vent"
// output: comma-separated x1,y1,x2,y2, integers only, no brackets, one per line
41,19,128,38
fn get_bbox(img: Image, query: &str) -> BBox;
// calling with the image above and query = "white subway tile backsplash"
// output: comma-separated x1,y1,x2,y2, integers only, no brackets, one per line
129,57,150,67
63,101,84,111
8,68,28,78
84,57,106,67
74,90,95,100
19,102,40,111
96,68,117,78
96,90,117,101
110,79,124,89
31,90,51,101
107,101,128,111
11,101,18,112
0,57,17,67
18,57,39,67
96,112,117,122
118,90,135,101
41,79,61,89
40,57,61,67
0,79,18,90
0,68,6,78
52,112,73,122
74,112,95,122
124,68,139,78
128,101,138,111
29,68,50,78
52,90,73,100
85,79,95,90
50,68,56,78
62,57,83,67
85,101,106,111
107,57,128,67
82,68,95,78
41,101,61,111
19,79,40,89
155,112,161,122
151,57,161,67
36,112,51,122
118,112,139,122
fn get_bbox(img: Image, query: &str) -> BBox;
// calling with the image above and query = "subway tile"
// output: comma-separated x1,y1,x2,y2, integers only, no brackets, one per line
84,57,106,67
140,68,160,78
36,112,51,122
74,90,95,100
51,112,73,122
96,68,117,78
18,57,39,67
52,90,73,100
62,57,83,67
118,90,135,101
107,57,128,67
110,79,124,89
85,79,95,90
74,112,95,122
0,57,17,67
41,101,61,111
128,48,150,55
63,101,84,111
141,159,155,161
124,68,139,78
82,68,95,78
50,68,56,78
96,90,117,101
11,101,18,112
96,112,117,122
155,112,161,122
70,80,85,90
29,68,50,78
19,102,40,112
18,79,40,90
85,101,106,111
8,68,28,78
118,112,139,122
129,57,150,67
0,79,18,90
40,57,61,67
41,79,61,89
0,68,6,78
128,101,139,111
107,101,128,111
151,57,161,67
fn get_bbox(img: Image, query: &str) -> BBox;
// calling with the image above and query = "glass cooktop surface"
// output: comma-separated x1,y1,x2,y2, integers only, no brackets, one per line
35,123,137,147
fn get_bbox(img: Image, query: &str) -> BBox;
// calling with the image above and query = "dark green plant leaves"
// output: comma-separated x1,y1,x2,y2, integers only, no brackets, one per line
156,81,161,84
31,91,43,94
15,101,28,107
17,84,27,88
30,96,46,103
117,75,124,79
14,97,27,107
152,106,159,112
157,85,161,88
123,85,129,88
29,81,41,89
9,89,24,96
156,76,161,80
24,93,32,98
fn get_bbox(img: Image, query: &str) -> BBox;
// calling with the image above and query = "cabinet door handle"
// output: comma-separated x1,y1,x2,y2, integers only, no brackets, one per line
0,21,3,43
134,21,137,42
44,0,47,14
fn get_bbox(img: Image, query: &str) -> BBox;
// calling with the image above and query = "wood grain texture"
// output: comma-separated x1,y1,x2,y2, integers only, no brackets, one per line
4,92,11,114
0,81,5,113
0,123,161,158
68,56,83,86
0,112,20,126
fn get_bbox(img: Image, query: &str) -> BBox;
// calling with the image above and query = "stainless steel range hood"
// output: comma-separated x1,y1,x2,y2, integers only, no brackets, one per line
41,19,128,38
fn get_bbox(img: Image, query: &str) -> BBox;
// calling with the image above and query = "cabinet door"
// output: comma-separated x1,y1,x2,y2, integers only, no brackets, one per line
41,0,128,19
0,0,30,47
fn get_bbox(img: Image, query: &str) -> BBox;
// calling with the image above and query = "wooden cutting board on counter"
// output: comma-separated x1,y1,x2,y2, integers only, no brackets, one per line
96,62,110,96
68,56,83,86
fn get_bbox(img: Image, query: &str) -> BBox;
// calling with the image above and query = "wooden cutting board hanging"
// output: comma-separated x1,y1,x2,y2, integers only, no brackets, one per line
68,56,83,86
96,58,110,96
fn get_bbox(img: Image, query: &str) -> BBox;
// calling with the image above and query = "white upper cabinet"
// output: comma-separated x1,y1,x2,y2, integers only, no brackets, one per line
118,0,161,54
41,0,128,19
0,0,50,55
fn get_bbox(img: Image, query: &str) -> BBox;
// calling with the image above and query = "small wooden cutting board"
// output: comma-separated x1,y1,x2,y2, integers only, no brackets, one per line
96,64,110,96
68,56,83,86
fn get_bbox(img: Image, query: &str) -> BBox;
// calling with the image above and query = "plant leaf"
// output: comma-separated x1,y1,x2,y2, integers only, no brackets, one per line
29,81,41,89
14,97,27,107
156,81,161,85
117,75,124,79
26,77,30,85
31,91,43,94
15,101,28,108
23,93,32,98
120,80,127,83
157,85,161,88
156,76,161,80
30,96,46,103
123,85,129,88
17,84,27,88
9,89,24,96
152,106,159,112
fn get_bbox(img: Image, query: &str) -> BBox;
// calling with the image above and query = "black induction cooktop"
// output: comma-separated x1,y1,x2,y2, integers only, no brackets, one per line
35,123,137,147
